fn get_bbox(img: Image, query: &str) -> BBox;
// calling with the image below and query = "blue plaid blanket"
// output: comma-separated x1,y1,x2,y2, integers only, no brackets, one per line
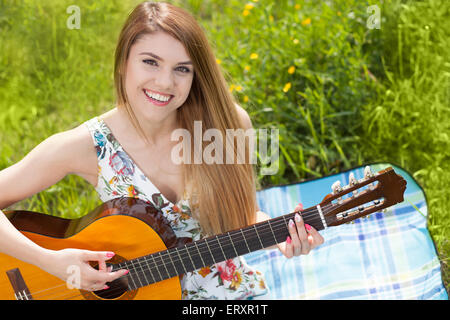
246,163,448,300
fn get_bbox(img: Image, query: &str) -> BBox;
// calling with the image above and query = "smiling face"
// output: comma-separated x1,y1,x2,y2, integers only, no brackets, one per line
124,31,194,125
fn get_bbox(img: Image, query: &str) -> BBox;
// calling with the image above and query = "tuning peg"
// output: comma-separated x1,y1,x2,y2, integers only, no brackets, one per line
331,180,342,194
331,180,343,204
348,172,357,186
364,166,377,190
348,172,358,196
364,166,373,179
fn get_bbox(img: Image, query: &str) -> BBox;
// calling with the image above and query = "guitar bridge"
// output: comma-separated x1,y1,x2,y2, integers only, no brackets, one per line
6,268,33,300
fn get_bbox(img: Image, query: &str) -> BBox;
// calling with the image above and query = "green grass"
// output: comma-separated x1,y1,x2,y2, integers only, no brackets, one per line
0,0,448,292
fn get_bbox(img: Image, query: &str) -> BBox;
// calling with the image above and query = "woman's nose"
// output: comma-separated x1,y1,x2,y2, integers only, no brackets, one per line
154,68,174,90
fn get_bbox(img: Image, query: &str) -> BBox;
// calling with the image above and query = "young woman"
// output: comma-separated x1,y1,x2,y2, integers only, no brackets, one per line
0,1,323,299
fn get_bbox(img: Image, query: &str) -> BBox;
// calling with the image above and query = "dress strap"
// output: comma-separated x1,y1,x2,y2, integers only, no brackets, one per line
84,117,114,160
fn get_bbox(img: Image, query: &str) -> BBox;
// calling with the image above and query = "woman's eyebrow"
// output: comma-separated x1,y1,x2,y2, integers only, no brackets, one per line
139,52,192,65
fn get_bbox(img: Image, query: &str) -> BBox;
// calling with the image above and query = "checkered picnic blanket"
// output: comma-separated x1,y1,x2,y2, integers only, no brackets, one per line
246,163,448,300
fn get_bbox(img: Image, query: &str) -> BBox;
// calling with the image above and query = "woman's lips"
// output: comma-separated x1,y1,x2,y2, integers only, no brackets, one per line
143,89,173,107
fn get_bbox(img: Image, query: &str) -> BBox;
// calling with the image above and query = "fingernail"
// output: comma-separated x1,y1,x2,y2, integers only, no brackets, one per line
298,203,303,210
106,252,115,258
289,219,295,227
103,285,109,290
295,213,301,222
124,270,129,275
286,236,291,244
305,224,312,231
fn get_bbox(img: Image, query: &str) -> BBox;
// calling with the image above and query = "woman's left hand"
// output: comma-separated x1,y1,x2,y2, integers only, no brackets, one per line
277,203,324,258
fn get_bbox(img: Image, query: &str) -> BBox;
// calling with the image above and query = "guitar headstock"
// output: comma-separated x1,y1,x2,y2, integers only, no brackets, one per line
320,166,407,227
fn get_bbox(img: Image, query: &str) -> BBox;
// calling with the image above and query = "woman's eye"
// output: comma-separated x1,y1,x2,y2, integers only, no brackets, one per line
143,59,190,73
177,66,191,73
143,59,157,66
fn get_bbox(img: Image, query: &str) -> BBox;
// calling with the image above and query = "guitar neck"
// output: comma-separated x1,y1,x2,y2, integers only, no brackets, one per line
113,204,329,290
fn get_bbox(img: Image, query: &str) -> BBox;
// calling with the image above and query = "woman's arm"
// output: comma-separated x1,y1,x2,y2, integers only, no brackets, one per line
0,126,127,290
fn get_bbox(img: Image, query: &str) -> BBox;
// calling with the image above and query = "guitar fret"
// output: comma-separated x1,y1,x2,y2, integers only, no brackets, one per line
150,255,163,282
282,215,288,229
134,257,149,286
194,242,206,267
184,245,197,270
267,220,278,244
240,228,251,253
253,225,264,249
129,260,144,289
175,247,188,274
216,235,228,261
124,262,138,290
204,239,216,264
167,250,179,277
228,232,239,257
158,252,171,279
143,257,157,284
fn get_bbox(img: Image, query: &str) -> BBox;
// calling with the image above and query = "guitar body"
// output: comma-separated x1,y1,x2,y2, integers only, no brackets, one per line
0,198,190,300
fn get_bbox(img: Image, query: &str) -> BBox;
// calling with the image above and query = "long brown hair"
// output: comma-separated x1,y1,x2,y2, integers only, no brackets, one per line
114,1,257,236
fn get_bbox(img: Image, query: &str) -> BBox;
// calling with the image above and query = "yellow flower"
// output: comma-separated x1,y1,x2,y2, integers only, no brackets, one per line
243,9,250,16
288,66,296,74
244,65,251,72
243,95,249,102
269,15,274,22
235,85,242,92
109,176,118,185
198,266,211,278
283,82,292,92
252,0,258,2
244,3,254,10
229,84,236,93
127,185,137,197
259,279,266,289
295,4,301,10
293,38,299,44
250,53,258,60
216,58,221,64
301,18,311,26
230,271,242,290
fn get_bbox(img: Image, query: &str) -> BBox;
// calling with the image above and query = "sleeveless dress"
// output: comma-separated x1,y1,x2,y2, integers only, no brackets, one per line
84,116,270,300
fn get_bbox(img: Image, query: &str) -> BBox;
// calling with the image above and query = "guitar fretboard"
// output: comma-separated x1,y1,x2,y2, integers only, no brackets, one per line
113,205,329,290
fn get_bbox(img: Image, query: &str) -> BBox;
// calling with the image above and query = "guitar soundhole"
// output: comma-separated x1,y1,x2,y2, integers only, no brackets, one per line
94,276,128,299
81,254,138,300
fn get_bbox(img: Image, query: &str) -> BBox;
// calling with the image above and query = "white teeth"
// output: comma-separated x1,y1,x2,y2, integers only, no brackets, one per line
144,90,171,102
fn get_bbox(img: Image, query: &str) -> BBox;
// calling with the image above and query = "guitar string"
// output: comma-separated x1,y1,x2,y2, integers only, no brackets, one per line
32,214,328,300
35,191,382,300
25,213,330,300
25,205,332,300
25,204,336,300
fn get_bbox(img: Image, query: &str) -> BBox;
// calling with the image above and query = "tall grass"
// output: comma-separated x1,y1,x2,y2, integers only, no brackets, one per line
0,0,448,290
359,0,450,288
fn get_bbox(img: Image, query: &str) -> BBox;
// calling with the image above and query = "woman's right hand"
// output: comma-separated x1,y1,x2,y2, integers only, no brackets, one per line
40,248,129,291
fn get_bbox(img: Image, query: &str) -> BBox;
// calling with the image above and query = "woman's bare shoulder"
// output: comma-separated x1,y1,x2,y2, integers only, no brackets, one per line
58,123,98,185
0,122,98,208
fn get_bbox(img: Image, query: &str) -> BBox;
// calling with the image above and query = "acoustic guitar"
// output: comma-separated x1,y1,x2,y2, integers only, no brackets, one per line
0,166,406,300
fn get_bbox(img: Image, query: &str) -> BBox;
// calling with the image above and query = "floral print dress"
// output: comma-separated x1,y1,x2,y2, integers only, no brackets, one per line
84,117,270,300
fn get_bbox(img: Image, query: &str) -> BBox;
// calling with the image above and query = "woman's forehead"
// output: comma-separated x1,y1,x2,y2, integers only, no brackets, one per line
131,31,191,63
